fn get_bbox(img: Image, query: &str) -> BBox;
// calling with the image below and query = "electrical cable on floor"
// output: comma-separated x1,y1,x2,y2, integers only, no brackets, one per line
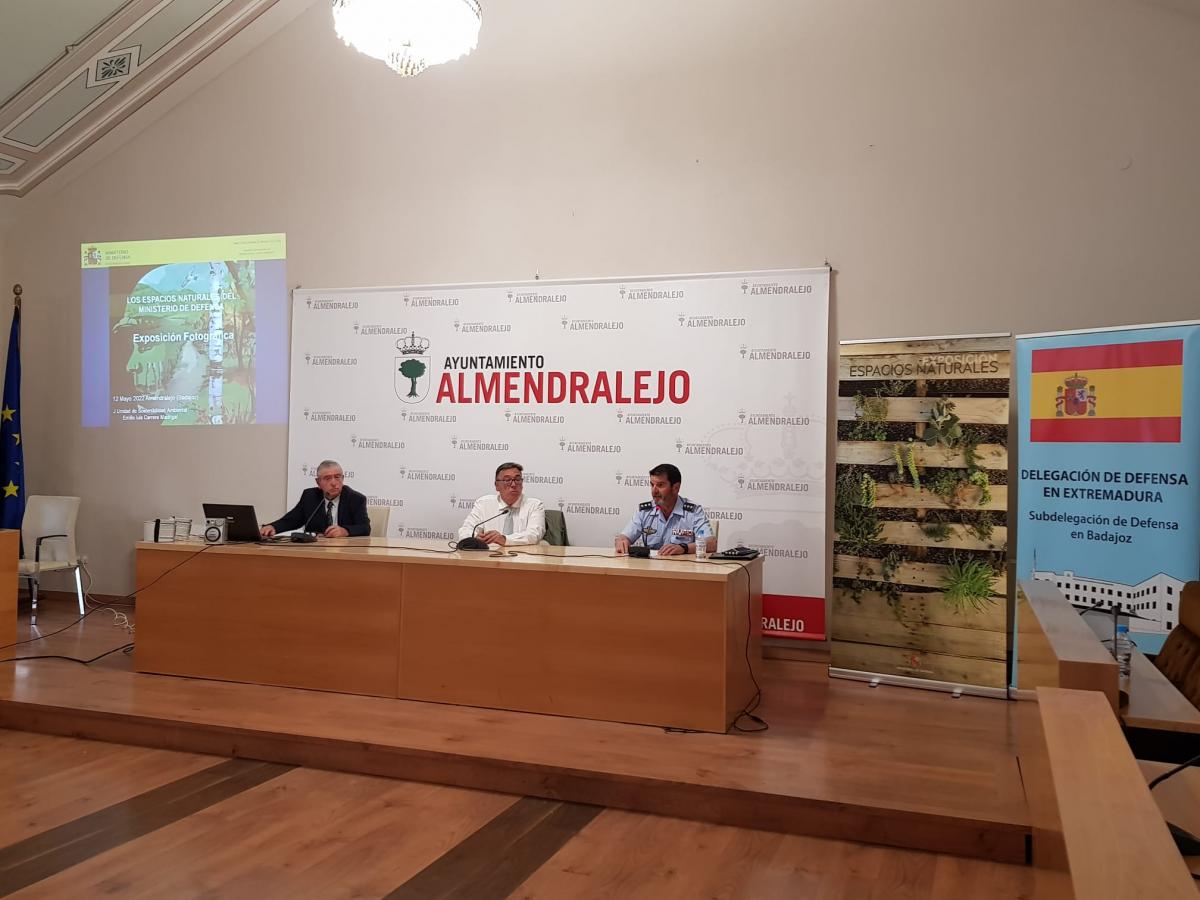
3,544,213,659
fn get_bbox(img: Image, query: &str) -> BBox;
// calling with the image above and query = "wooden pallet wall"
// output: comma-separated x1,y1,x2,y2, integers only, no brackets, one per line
831,337,1011,689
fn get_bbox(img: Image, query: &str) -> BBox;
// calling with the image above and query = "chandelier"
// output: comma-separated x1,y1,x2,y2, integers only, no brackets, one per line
332,0,482,77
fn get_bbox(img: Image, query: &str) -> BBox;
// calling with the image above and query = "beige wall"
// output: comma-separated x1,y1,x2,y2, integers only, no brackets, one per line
3,0,1200,593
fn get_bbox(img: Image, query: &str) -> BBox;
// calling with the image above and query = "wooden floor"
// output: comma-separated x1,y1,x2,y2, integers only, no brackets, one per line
0,728,1034,898
0,597,1035,868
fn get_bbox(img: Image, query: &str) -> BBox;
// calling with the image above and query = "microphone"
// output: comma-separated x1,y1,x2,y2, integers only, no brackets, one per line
628,524,655,558
455,507,510,550
289,495,329,543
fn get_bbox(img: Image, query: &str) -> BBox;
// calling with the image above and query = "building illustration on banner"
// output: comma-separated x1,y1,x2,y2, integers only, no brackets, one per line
1031,568,1183,634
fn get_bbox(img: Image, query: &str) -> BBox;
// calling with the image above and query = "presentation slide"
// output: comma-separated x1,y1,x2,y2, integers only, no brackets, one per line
81,234,288,427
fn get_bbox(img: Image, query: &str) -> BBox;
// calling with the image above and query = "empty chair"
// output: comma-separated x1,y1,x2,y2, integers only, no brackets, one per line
19,495,85,625
366,504,391,538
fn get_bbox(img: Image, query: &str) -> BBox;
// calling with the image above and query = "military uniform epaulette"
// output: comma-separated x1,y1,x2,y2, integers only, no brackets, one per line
638,500,654,511
682,500,697,512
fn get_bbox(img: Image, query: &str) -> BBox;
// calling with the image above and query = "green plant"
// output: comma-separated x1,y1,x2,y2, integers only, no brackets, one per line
924,398,963,448
940,557,997,613
905,444,921,492
880,379,911,398
848,419,889,441
860,472,877,508
921,521,953,542
855,392,889,422
879,549,905,615
968,470,992,506
961,510,996,544
892,443,905,481
834,469,882,559
927,468,963,505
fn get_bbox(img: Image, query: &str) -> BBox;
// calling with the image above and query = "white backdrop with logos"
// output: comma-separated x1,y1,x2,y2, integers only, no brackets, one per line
288,268,830,638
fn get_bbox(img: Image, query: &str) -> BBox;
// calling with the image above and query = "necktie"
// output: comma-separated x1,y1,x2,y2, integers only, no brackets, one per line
326,500,334,528
502,508,514,535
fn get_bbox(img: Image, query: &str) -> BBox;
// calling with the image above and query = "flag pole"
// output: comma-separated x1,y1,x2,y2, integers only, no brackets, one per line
11,284,19,312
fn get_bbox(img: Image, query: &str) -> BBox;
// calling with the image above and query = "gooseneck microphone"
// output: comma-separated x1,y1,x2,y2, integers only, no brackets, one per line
288,494,329,543
628,517,657,559
455,507,510,550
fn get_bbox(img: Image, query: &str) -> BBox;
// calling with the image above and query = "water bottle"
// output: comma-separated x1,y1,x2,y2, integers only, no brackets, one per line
1114,623,1132,677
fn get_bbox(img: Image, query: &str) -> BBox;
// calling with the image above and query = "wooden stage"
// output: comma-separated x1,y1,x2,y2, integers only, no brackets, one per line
0,599,1034,865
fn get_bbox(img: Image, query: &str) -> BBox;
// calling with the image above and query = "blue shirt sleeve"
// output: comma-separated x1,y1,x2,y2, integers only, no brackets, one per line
621,509,643,542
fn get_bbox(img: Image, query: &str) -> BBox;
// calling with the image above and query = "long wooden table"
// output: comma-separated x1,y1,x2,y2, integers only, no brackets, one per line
134,538,763,733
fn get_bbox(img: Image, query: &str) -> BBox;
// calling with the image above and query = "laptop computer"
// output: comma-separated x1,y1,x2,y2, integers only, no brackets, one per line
202,504,263,543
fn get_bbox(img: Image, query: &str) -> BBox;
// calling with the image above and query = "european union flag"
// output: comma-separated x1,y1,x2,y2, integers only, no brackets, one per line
1,303,24,529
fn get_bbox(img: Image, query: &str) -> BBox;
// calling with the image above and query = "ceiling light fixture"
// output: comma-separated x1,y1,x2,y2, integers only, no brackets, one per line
332,0,482,77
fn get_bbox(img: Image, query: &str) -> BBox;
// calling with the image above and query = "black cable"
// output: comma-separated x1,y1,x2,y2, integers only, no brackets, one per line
2,544,212,654
0,642,135,666
1148,750,1200,791
0,606,109,653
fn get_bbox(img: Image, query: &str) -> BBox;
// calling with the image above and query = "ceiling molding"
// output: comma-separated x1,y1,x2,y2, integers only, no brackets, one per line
0,0,286,197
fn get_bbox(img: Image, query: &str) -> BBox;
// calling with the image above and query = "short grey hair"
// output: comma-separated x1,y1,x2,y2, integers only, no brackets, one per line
316,459,343,475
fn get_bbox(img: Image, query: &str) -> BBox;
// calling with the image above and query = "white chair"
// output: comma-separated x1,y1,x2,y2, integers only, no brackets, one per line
19,495,85,624
366,505,391,538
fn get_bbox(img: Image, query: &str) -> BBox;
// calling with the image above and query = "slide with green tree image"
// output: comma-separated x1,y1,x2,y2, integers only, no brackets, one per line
81,233,288,428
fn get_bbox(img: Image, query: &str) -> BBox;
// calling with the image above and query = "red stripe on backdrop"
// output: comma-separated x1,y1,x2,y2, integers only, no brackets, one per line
1030,416,1181,443
1030,339,1182,373
763,594,825,640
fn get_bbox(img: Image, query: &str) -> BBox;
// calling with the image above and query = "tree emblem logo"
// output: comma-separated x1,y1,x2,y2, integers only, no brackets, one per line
395,334,431,403
739,345,748,358
305,299,312,309
450,435,458,448
399,409,407,420
557,498,566,510
558,436,567,450
737,475,746,489
618,284,627,299
616,409,624,422
350,434,358,446
353,322,360,333
675,437,684,452
740,279,749,294
303,407,310,420
561,315,569,329
504,409,512,421
738,408,747,423
678,313,686,326
301,463,310,476
304,352,312,364
453,319,461,331
615,471,623,484
449,494,457,507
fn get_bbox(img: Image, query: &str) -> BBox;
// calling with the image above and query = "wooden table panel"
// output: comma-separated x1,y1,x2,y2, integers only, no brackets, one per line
0,529,17,647
135,546,402,697
399,564,741,732
134,540,761,732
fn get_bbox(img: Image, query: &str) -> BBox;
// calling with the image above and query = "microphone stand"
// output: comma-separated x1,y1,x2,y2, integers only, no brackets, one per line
628,526,655,558
455,507,510,550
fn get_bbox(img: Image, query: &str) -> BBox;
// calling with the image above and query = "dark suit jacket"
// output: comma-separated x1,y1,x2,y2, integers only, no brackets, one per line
269,485,371,536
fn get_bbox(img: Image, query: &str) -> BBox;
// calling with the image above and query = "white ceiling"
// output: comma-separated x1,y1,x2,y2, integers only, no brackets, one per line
0,0,130,108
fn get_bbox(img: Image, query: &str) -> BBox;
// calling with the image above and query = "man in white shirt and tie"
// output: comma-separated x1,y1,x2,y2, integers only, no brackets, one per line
457,462,546,546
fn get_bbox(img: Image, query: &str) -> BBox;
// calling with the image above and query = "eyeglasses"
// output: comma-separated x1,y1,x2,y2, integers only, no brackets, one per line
496,477,523,486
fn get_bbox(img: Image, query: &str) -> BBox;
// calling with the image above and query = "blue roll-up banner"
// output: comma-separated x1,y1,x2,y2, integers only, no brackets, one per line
1016,322,1200,653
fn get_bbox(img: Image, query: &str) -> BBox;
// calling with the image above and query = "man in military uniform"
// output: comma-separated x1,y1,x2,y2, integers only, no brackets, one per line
615,463,714,556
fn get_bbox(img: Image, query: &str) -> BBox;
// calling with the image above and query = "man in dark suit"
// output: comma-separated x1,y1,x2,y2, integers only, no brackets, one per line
259,459,371,538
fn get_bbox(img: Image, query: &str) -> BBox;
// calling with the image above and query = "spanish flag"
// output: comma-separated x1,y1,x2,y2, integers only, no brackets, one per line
1030,339,1183,442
